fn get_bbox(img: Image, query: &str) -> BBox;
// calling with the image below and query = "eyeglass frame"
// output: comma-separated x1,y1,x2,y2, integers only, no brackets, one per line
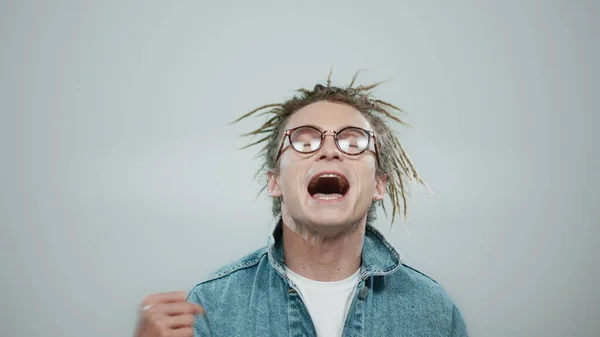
275,125,380,165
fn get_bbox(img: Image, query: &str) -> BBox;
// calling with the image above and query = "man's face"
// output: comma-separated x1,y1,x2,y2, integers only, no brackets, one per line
268,101,386,234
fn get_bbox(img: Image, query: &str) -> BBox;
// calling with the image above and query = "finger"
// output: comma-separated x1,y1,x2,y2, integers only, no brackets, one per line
146,302,204,316
171,327,194,337
162,302,204,316
165,314,196,328
141,291,188,307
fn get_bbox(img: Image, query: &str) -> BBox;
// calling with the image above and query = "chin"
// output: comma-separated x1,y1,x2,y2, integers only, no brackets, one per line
303,206,364,233
282,202,366,239
309,211,350,227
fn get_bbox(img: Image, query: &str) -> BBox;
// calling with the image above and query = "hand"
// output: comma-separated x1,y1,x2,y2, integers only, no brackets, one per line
134,291,204,337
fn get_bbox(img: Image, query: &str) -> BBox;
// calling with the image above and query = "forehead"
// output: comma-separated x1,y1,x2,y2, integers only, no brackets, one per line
285,101,372,130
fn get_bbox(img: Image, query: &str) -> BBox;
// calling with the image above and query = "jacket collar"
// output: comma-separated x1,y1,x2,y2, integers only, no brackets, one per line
266,214,403,281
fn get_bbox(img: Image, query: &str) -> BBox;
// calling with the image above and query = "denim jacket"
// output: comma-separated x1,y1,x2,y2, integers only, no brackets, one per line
187,215,468,336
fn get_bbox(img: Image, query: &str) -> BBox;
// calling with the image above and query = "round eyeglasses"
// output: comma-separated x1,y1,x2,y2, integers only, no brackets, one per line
276,125,379,163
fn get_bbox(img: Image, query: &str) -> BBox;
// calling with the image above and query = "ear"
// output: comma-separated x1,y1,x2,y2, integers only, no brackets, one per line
373,174,387,201
267,170,282,197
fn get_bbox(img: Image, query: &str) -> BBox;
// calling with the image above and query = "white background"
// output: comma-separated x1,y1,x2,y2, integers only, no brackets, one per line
1,1,598,336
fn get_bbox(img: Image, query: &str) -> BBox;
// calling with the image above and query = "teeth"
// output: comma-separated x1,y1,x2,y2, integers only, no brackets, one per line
314,194,343,200
318,174,341,178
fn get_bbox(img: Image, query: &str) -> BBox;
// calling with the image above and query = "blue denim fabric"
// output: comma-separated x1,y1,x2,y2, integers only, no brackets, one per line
187,215,468,336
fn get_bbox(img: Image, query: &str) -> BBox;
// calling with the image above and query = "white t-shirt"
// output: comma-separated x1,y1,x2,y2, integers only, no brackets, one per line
285,266,361,337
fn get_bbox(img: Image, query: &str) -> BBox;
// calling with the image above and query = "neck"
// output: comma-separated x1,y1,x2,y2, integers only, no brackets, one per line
281,218,365,282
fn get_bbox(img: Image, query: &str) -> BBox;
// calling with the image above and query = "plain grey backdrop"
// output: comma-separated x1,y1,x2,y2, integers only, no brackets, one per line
1,0,598,336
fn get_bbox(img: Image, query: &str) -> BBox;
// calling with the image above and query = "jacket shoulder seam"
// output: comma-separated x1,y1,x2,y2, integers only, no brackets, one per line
191,247,268,287
402,263,440,285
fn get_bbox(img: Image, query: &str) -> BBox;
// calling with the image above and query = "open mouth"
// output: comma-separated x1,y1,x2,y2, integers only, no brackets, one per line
307,173,350,200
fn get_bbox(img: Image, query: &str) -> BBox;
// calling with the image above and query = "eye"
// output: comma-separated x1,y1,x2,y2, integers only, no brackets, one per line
290,127,322,152
338,128,369,153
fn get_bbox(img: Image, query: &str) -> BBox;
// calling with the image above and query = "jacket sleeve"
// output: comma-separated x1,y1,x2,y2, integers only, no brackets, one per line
450,304,469,336
187,289,213,337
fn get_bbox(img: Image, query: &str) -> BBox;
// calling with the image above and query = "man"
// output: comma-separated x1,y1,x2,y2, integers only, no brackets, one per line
133,73,468,337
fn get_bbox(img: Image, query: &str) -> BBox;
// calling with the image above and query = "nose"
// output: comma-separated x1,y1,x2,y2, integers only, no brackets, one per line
318,131,342,161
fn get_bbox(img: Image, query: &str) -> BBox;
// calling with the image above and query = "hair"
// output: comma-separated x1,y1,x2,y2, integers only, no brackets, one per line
230,70,427,226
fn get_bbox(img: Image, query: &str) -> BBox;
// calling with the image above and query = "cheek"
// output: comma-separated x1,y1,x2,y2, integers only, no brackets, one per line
355,161,379,191
277,157,305,194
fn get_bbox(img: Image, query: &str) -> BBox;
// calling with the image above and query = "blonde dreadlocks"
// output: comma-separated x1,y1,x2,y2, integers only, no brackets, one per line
230,71,427,225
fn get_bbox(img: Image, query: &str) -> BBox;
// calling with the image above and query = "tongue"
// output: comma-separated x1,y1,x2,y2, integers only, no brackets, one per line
313,193,343,199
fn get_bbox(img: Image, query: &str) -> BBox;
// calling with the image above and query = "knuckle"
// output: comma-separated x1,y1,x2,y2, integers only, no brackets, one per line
150,318,167,333
159,324,170,337
142,309,157,321
181,327,193,337
141,294,155,305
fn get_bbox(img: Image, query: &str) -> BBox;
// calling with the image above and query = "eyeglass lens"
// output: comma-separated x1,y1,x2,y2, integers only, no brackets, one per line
289,127,370,154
